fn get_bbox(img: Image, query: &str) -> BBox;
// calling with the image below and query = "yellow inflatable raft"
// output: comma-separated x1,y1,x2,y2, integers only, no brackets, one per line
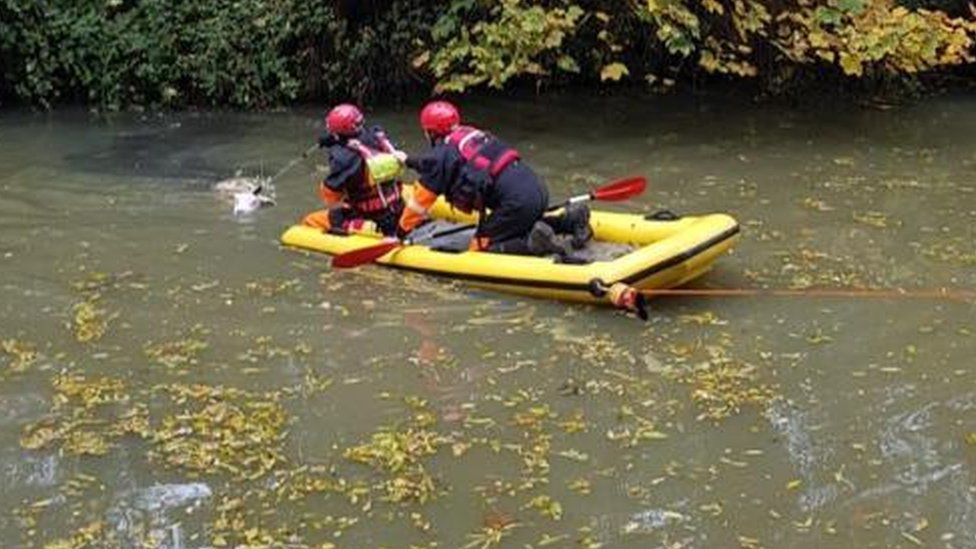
281,188,739,304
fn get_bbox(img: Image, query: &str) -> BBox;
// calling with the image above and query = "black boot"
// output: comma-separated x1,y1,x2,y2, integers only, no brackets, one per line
564,203,593,249
527,221,571,257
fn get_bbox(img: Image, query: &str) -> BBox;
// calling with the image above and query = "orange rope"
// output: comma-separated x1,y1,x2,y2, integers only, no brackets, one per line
639,287,976,302
593,282,974,320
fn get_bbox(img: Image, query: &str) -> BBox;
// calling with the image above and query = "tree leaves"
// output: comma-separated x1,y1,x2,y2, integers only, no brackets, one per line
557,54,580,73
839,52,864,75
4,0,976,105
790,1,976,78
600,62,629,81
836,0,867,15
426,0,976,94
428,0,585,92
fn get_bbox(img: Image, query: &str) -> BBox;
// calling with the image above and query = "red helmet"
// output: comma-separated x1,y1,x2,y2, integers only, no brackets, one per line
325,104,364,136
420,101,460,137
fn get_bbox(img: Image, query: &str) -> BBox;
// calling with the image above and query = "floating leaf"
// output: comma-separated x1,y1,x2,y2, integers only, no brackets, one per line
145,338,208,368
1,338,38,372
73,300,108,343
557,449,590,462
150,384,286,480
852,211,889,228
524,495,563,521
569,478,591,495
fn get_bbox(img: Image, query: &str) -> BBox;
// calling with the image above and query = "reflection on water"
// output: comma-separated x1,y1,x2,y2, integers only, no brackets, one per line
1,95,975,547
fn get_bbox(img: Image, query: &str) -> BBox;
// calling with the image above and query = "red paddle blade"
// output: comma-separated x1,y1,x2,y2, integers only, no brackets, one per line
591,176,647,202
332,241,401,269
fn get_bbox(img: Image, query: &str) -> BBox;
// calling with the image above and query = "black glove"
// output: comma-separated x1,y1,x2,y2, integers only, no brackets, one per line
317,132,337,148
405,155,423,171
395,225,411,241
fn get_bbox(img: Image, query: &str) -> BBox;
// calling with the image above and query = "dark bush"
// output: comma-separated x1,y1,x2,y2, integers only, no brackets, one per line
0,0,438,109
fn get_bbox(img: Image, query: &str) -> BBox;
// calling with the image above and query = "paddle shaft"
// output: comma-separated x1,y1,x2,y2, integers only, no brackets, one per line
404,192,598,246
333,191,599,267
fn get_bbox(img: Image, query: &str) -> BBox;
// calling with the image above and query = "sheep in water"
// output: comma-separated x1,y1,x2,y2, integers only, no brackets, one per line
213,176,276,215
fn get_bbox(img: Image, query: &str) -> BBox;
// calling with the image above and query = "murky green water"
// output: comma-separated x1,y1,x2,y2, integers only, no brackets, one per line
2,95,975,548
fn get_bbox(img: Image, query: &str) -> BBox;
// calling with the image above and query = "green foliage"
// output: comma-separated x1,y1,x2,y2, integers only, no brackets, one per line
2,0,302,108
0,0,435,109
419,0,584,92
1,0,974,108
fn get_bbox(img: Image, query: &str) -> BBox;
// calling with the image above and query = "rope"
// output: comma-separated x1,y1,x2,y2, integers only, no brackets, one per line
269,144,319,184
591,280,975,321
639,287,976,303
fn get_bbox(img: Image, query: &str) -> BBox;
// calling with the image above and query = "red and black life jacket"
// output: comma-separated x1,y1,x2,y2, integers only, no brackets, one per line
343,131,403,215
443,126,520,213
445,126,520,177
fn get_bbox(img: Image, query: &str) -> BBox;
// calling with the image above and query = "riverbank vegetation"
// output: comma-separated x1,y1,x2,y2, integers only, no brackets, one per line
2,0,975,109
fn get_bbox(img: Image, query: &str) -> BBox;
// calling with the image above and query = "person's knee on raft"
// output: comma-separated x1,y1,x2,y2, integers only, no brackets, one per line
302,210,332,229
303,208,380,234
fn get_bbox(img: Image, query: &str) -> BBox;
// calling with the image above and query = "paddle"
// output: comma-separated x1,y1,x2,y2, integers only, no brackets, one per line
565,175,646,203
331,175,647,269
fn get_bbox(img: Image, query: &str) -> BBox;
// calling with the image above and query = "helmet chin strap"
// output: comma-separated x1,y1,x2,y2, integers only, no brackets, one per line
333,126,362,142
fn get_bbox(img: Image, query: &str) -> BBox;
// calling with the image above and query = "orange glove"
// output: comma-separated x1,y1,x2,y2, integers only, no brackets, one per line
317,182,344,206
397,182,439,236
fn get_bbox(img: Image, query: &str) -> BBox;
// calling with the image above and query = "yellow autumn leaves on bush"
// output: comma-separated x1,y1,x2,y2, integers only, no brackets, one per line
780,0,976,76
417,0,976,92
